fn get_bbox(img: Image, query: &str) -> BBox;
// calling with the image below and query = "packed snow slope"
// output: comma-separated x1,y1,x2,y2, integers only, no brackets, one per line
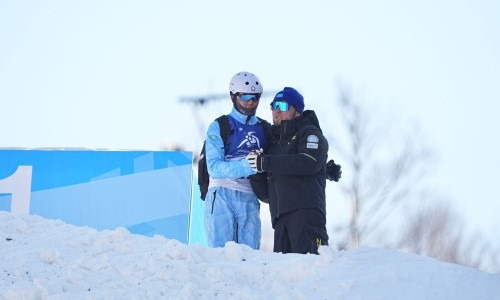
1,211,499,299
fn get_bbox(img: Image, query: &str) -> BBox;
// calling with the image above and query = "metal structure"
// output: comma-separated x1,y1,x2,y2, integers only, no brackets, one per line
180,91,278,141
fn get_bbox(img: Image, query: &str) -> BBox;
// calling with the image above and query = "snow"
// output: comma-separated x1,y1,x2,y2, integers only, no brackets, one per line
1,211,499,300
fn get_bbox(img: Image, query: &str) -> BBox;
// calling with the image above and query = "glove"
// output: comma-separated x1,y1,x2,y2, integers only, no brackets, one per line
326,159,342,182
246,152,265,173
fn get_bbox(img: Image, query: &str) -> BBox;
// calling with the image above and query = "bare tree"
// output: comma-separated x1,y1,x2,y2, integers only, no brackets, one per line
398,201,463,262
331,84,433,248
398,200,500,273
329,83,500,273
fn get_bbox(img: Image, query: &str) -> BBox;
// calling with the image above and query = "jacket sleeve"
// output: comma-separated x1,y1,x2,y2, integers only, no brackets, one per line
262,126,328,176
205,120,257,179
249,172,269,203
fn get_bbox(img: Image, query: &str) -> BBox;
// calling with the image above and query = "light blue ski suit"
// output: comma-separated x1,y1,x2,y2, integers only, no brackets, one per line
203,108,267,249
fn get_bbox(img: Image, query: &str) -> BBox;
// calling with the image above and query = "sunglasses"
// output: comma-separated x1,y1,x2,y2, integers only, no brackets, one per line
238,94,261,101
270,101,289,112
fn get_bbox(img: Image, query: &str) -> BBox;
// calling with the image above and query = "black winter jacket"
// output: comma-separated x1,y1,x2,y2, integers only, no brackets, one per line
250,110,328,227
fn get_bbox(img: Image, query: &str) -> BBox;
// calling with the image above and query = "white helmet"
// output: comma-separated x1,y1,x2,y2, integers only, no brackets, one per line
229,71,263,94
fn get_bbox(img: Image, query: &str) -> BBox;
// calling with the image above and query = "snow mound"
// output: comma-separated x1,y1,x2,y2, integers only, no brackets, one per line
1,211,498,299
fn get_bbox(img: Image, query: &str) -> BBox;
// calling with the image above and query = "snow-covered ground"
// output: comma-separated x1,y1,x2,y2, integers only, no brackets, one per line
1,211,499,300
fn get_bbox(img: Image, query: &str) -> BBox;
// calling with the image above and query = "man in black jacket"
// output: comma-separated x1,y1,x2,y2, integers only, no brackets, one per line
246,87,329,254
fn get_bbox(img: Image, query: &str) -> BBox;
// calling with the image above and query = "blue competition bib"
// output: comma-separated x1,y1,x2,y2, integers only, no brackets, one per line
225,117,267,160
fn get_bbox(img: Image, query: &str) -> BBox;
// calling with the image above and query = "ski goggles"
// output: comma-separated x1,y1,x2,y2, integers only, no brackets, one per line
270,101,290,112
237,93,261,101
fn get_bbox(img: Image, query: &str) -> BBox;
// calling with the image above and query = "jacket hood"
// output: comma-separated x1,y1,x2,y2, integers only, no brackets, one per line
301,110,321,130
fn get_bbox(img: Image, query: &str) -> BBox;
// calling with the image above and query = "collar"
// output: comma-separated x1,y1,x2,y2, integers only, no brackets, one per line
272,116,303,138
229,107,259,125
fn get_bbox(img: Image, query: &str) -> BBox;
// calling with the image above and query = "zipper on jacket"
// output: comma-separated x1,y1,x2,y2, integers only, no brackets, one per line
235,222,239,243
211,190,217,214
278,121,288,144
273,178,281,218
279,122,288,144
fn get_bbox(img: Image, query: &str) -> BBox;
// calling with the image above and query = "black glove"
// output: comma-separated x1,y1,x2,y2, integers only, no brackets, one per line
326,159,341,182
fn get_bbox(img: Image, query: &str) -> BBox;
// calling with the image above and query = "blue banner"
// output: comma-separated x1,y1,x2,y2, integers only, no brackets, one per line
0,149,193,243
188,177,207,246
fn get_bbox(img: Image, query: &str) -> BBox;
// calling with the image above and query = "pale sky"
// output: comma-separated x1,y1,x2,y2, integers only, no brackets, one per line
1,1,499,240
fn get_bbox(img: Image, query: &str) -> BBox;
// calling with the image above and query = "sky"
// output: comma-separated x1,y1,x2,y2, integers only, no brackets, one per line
1,1,500,239
1,211,499,299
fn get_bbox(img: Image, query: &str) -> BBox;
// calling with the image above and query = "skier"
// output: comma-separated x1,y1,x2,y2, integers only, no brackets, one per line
203,71,269,250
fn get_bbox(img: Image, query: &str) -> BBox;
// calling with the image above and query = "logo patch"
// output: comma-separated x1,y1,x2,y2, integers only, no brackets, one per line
307,135,319,143
307,143,319,149
306,135,319,149
236,131,261,149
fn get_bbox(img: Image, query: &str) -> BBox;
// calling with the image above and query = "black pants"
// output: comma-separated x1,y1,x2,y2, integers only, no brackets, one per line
273,209,329,254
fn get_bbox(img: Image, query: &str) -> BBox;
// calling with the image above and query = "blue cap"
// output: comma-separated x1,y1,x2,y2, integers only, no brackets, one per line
273,87,304,114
